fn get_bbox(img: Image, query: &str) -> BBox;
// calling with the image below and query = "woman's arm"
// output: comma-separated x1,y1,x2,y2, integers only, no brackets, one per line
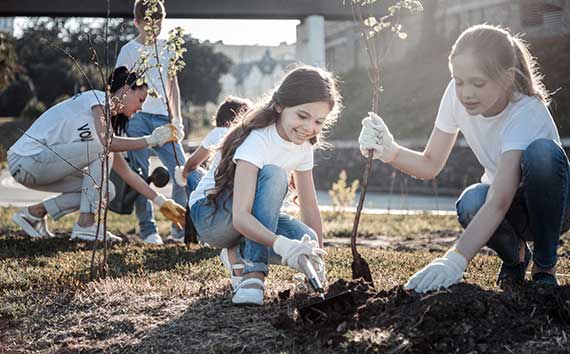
293,169,323,247
390,127,458,180
111,153,158,201
92,106,148,152
231,160,279,247
455,150,523,260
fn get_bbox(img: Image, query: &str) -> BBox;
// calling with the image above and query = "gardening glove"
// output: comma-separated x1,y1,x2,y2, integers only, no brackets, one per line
358,112,399,163
144,124,179,147
272,234,327,273
174,166,187,187
153,194,185,229
405,248,468,293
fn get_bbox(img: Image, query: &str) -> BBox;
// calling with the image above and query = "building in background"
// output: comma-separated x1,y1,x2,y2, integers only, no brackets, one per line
213,42,295,102
325,0,570,73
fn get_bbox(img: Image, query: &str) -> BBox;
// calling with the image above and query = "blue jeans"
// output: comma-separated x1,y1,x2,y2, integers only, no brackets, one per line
456,139,570,269
186,169,205,197
190,165,317,275
126,112,187,238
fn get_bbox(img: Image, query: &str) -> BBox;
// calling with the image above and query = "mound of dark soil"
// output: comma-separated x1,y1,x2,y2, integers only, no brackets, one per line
274,280,570,354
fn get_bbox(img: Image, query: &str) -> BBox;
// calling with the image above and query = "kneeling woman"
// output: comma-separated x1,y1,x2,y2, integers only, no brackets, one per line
8,66,185,241
188,66,342,305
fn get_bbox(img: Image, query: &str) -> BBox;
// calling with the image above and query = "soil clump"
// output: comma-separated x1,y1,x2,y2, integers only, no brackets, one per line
274,279,570,353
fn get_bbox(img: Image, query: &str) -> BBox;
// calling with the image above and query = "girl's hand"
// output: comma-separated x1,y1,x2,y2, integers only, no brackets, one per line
405,248,467,293
174,166,187,186
358,112,399,163
152,194,186,229
273,234,326,272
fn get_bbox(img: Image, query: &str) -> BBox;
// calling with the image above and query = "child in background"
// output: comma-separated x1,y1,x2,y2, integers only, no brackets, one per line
188,66,341,305
9,67,185,242
174,96,253,194
359,24,568,292
115,0,187,245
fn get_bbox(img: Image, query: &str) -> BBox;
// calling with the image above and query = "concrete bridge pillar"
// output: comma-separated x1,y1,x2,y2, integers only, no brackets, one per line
296,15,325,67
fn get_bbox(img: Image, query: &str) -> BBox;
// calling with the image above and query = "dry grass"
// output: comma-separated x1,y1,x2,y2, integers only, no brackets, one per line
1,206,569,353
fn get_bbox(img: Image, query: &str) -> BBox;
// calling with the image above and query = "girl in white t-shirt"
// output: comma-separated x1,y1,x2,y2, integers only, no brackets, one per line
189,66,342,305
8,66,185,242
359,24,568,292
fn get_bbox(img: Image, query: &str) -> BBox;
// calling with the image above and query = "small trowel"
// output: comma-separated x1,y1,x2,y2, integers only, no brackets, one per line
296,255,355,323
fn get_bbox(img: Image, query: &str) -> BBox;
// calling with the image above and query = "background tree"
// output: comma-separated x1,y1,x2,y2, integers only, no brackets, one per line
0,33,19,91
178,37,232,105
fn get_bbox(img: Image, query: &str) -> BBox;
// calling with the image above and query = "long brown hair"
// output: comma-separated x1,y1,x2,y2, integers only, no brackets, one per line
449,24,549,104
207,65,342,210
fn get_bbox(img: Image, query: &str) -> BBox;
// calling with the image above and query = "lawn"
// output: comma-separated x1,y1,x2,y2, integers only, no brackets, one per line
1,207,569,353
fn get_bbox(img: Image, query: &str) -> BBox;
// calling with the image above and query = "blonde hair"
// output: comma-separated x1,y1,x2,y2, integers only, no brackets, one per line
207,65,342,210
449,24,549,104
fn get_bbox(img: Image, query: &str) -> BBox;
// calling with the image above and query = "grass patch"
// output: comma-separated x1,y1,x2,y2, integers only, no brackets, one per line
1,206,569,353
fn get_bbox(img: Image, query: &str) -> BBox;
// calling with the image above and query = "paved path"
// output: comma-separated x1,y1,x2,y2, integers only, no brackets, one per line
0,157,456,214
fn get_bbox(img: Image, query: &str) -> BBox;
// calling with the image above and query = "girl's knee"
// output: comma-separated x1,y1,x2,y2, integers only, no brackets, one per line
259,165,288,192
522,139,566,178
107,181,116,202
304,227,318,241
456,184,488,227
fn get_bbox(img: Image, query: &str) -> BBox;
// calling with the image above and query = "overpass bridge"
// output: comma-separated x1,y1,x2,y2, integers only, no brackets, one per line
1,0,389,66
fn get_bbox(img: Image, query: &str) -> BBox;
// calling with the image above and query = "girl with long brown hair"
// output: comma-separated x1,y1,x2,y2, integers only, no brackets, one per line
187,65,342,305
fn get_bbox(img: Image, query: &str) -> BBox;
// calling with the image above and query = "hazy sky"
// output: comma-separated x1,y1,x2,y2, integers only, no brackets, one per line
162,19,299,45
14,17,299,46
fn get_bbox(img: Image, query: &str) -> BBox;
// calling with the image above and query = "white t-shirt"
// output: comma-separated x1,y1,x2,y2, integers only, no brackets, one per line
116,38,176,121
188,123,314,208
201,127,228,150
435,80,560,184
9,90,105,156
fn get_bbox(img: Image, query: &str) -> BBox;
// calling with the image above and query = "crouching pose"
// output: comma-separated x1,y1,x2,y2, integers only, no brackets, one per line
8,66,185,241
359,24,569,292
188,66,342,305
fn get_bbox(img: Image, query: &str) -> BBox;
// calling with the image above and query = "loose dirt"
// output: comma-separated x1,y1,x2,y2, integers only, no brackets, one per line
275,279,570,354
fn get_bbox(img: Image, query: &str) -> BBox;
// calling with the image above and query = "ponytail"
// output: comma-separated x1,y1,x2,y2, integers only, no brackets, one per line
511,36,549,104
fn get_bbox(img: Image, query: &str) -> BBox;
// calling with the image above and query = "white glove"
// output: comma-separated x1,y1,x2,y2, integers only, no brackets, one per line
358,112,399,163
405,248,468,293
272,234,326,273
144,124,179,147
174,166,187,186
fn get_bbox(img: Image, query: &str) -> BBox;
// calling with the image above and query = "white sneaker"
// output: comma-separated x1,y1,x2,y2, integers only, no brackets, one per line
232,278,265,306
12,207,55,238
70,223,122,243
143,233,164,245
